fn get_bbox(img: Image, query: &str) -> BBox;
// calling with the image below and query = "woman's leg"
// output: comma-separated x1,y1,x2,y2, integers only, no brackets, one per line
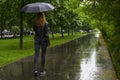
41,44,47,72
34,40,40,72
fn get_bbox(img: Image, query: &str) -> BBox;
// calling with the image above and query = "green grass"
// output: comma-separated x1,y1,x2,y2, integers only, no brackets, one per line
0,33,86,67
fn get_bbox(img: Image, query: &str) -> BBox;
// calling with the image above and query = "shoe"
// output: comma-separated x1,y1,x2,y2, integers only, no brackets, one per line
40,71,46,76
34,71,38,77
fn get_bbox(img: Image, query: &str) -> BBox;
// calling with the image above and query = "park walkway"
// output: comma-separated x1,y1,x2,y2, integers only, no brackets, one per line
0,33,118,80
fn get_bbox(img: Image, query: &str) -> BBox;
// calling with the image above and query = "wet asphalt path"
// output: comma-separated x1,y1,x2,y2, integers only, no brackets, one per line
0,33,118,80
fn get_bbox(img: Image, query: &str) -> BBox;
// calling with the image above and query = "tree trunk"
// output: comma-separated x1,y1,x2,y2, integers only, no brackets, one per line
60,17,64,38
0,30,3,39
1,12,4,39
61,26,64,38
20,12,23,49
67,26,70,36
20,0,24,49
50,24,54,39
72,30,74,35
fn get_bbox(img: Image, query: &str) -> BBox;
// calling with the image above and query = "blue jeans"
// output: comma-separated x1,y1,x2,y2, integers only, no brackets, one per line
34,39,47,72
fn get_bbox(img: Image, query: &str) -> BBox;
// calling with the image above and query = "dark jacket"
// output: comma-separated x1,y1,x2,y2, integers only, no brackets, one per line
33,23,50,46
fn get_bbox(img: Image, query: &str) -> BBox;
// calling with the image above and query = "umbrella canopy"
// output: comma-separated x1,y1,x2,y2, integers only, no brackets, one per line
21,2,54,13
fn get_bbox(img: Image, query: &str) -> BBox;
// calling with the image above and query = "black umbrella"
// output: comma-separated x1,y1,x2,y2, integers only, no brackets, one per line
21,2,54,13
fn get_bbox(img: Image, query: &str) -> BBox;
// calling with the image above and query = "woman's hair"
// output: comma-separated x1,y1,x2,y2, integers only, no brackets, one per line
34,12,47,27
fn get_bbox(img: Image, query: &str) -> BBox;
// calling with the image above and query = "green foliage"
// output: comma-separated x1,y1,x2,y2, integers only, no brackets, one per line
82,0,120,78
0,0,93,38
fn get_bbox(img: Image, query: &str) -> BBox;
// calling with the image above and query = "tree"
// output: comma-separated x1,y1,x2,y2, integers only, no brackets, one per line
0,0,85,48
81,0,120,78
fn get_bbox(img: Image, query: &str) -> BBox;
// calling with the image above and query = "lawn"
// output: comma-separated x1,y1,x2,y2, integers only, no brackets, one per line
0,33,86,67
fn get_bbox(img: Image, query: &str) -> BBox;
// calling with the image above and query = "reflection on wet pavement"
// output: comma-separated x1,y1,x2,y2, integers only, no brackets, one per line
0,33,118,80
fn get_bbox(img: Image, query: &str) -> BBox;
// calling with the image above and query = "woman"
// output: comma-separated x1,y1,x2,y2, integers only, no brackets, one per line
33,12,50,76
